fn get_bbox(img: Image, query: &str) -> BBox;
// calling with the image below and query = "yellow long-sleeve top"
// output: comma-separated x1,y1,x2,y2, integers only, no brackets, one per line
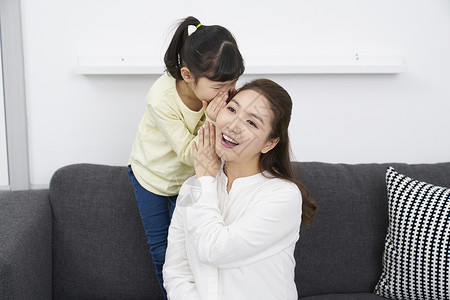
128,73,205,196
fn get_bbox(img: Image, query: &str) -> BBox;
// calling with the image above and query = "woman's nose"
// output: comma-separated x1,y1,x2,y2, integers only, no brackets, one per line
227,114,242,134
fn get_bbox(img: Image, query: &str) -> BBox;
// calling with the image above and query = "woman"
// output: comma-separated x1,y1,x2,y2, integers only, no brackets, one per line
163,79,317,300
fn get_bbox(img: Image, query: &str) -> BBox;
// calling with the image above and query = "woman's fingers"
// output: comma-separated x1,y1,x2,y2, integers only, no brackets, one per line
192,139,197,154
198,126,204,148
197,122,212,152
204,121,215,149
193,121,221,178
203,122,210,148
209,122,215,148
196,122,216,160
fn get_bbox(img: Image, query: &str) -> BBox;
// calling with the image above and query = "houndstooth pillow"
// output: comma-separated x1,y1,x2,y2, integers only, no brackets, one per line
374,167,450,300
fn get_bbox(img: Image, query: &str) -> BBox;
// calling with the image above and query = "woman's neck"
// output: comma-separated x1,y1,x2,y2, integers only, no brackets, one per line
176,80,202,111
223,161,260,193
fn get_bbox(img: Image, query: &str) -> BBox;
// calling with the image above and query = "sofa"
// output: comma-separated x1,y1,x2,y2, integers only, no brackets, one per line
1,162,450,299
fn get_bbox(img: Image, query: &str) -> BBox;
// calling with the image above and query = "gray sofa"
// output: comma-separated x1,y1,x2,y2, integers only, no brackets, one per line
1,162,450,299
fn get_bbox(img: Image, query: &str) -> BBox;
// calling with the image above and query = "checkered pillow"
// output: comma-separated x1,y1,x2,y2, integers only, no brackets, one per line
374,167,450,300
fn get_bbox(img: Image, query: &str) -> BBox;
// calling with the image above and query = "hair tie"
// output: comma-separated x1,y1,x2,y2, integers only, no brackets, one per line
188,24,201,36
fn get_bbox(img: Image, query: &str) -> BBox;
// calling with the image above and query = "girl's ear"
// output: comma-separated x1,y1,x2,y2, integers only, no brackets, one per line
180,67,194,83
261,137,280,154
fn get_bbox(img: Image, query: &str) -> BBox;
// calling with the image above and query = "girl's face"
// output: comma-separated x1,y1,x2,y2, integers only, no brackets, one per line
215,89,279,165
192,77,237,103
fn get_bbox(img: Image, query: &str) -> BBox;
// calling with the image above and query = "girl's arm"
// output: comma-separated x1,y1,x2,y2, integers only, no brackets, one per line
148,103,200,167
148,92,227,167
163,202,200,299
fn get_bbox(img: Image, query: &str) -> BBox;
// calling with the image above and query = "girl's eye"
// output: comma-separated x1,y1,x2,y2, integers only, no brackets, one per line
227,107,236,113
247,120,257,128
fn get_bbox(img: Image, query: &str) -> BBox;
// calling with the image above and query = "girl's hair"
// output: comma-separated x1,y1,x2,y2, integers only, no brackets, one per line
237,79,318,225
164,16,245,82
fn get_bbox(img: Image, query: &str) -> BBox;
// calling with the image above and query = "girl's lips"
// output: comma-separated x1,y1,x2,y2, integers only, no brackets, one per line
221,133,239,148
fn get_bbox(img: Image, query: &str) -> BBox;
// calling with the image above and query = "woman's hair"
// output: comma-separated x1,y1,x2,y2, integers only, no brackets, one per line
164,16,245,82
237,79,318,225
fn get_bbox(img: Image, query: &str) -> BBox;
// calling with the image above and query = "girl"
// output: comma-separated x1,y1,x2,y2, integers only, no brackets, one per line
128,16,244,298
163,79,318,299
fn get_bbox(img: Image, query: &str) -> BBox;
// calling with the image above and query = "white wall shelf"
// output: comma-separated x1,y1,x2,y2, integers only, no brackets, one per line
75,54,406,75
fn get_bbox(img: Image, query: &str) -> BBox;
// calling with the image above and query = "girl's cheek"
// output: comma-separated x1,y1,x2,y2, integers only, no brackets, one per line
207,92,217,102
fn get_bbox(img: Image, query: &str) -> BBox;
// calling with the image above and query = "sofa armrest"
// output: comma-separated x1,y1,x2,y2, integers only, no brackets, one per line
0,190,52,299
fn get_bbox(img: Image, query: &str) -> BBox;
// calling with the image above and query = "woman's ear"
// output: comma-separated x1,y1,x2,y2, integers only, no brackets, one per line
261,137,280,154
180,67,194,83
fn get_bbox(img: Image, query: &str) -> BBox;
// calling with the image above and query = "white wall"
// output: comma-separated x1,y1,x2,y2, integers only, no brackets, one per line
0,52,9,188
20,0,450,187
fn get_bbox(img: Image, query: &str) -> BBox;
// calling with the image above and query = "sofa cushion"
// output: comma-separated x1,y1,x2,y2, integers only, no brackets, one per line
50,164,162,299
293,162,450,298
374,167,450,300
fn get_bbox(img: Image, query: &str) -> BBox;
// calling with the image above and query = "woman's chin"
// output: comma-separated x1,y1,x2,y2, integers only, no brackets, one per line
215,147,228,161
215,146,237,163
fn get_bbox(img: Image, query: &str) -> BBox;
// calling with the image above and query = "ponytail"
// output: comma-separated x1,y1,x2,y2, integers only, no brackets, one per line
164,16,200,80
164,16,245,82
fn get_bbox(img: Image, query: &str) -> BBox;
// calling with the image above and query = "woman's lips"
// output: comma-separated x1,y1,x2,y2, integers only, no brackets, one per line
221,133,239,148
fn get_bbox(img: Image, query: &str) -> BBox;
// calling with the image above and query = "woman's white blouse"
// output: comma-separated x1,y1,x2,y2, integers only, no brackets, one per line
163,167,302,300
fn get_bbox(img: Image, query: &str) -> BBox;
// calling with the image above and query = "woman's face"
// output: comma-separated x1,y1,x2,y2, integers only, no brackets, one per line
215,89,278,164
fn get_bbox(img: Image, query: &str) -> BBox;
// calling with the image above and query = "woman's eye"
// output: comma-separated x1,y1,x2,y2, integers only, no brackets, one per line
247,120,257,128
227,107,236,113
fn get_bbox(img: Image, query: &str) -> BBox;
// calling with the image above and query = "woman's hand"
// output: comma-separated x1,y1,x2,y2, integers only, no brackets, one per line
192,121,221,178
203,91,228,122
